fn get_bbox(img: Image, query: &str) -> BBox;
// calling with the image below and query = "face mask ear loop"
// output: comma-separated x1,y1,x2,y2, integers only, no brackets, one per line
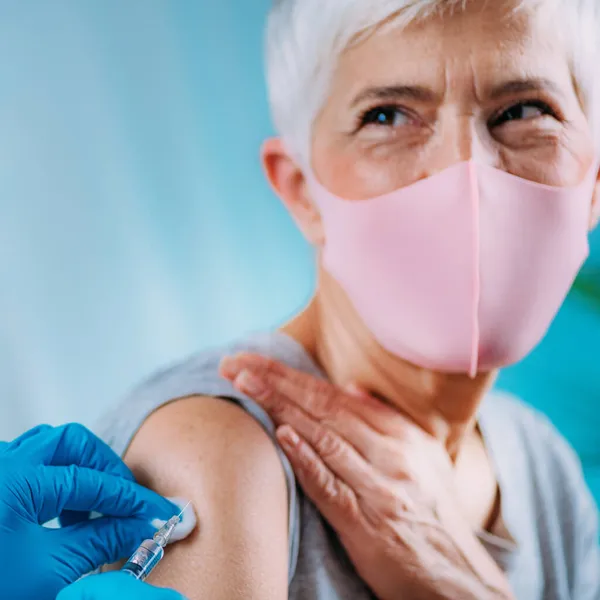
468,161,481,379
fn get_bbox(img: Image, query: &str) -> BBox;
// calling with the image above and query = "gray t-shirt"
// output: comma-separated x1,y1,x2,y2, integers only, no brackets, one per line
96,331,600,600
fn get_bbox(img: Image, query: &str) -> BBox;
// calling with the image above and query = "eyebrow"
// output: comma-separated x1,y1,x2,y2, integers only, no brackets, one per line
350,84,439,108
487,77,565,100
350,77,564,108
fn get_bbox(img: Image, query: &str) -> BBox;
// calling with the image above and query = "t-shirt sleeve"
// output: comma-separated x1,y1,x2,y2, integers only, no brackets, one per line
93,348,301,584
572,481,600,600
536,414,600,600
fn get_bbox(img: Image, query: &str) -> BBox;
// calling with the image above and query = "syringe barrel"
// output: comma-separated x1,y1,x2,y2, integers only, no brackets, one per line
121,539,164,581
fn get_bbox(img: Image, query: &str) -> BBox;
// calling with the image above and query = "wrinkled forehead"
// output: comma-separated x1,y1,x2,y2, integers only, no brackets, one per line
329,3,573,104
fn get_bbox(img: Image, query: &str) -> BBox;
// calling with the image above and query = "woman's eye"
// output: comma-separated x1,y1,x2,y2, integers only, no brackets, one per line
360,106,410,128
492,101,554,126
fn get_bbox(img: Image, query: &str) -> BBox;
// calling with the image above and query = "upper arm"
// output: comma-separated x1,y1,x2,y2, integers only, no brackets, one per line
122,395,290,600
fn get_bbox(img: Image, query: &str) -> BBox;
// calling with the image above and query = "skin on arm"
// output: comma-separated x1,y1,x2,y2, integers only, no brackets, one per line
114,396,290,600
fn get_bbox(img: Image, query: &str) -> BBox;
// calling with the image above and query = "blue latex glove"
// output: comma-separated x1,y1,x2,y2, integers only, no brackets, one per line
57,573,187,600
0,423,179,600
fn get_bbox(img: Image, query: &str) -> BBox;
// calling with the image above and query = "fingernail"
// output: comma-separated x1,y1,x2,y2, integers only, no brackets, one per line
278,427,300,448
345,381,370,398
235,370,265,397
344,382,360,395
220,357,240,378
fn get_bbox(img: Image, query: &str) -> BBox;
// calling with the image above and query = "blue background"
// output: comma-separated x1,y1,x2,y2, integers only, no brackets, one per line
1,1,598,504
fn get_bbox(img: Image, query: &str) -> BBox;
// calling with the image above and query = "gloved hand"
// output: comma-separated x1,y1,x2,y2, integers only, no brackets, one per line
57,572,187,600
0,423,180,600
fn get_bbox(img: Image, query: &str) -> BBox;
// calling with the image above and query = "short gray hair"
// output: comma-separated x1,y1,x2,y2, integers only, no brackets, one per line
265,0,600,163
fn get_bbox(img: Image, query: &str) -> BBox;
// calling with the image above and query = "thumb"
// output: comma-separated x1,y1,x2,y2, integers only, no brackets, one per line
58,515,157,574
33,465,178,524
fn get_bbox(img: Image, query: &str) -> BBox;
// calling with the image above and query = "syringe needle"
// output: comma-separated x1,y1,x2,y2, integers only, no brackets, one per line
176,500,191,520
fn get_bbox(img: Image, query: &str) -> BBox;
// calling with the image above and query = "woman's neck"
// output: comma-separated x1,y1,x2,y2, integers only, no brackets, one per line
280,289,497,457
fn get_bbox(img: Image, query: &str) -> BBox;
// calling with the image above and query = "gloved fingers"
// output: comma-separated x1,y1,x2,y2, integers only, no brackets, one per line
33,465,178,524
9,423,135,481
48,423,136,528
2,424,53,456
56,572,187,600
9,424,138,528
48,424,135,480
57,516,156,574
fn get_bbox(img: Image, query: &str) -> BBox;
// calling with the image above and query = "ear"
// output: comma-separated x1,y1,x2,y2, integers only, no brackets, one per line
261,138,325,245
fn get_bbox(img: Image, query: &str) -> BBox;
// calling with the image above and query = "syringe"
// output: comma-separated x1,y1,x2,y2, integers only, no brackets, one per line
121,502,189,581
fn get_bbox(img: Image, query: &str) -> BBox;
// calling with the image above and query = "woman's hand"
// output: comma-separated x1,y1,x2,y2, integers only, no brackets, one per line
220,354,514,600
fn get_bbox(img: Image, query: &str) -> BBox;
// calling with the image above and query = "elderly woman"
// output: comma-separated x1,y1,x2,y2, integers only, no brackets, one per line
98,1,600,598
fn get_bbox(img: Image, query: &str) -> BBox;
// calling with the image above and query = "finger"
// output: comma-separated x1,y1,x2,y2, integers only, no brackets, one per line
12,423,135,481
276,426,361,535
344,381,372,399
225,353,402,435
220,352,274,379
343,381,418,435
56,516,157,576
222,353,326,399
3,424,54,454
224,353,417,450
30,465,178,524
14,423,138,529
236,366,341,421
234,369,382,465
273,407,383,500
54,423,136,527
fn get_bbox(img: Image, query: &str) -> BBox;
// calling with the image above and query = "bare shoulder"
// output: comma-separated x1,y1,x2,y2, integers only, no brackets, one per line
125,395,288,487
123,396,290,600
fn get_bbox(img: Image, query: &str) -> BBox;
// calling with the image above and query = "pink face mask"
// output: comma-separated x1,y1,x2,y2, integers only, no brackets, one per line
308,160,598,377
